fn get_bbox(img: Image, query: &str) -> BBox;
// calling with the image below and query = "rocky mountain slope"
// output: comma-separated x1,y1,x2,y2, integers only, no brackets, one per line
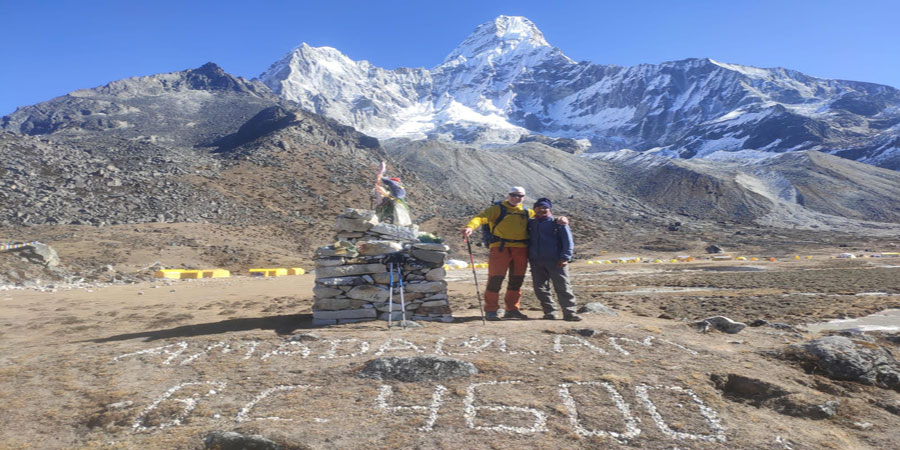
2,60,900,284
259,15,900,169
387,140,900,234
0,63,394,228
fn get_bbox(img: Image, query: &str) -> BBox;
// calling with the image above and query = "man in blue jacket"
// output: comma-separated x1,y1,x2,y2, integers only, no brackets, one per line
527,198,582,321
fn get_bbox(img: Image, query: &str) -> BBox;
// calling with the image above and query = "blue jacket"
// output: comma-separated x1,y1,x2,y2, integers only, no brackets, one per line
527,215,573,262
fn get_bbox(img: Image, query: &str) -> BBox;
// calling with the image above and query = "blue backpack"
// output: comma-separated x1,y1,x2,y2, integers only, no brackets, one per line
480,201,530,249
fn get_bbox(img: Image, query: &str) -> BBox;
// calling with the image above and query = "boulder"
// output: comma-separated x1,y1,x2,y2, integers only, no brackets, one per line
577,302,618,316
785,336,900,390
359,356,478,382
16,243,60,267
706,244,725,254
203,430,281,450
694,316,746,334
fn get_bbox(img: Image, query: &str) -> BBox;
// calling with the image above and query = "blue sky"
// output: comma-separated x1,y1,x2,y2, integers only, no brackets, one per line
2,0,898,115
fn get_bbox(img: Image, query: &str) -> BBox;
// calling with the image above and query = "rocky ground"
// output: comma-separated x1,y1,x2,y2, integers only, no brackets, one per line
1,257,898,449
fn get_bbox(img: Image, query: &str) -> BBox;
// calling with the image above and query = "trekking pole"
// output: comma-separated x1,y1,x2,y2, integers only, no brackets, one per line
465,237,487,325
387,262,394,329
397,264,407,329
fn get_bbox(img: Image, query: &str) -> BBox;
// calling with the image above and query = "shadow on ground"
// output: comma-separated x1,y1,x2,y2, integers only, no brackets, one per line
89,314,314,342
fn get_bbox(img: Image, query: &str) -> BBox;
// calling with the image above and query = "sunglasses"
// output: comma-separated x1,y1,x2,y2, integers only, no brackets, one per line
509,194,524,198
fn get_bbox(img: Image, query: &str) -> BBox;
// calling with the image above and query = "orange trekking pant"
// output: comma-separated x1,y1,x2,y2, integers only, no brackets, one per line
484,246,529,312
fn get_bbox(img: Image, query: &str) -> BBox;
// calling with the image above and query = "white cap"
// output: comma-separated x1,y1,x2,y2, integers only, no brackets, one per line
508,186,526,195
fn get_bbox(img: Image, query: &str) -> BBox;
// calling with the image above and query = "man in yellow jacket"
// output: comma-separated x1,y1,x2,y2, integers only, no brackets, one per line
462,186,535,320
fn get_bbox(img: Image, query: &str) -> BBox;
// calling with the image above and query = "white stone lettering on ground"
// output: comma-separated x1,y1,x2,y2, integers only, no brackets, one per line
114,342,188,365
463,381,548,434
319,338,370,359
374,339,425,356
376,384,448,431
242,340,260,360
180,342,232,365
132,381,226,432
434,335,501,356
607,336,654,355
260,341,311,360
236,385,321,423
558,381,640,442
608,335,698,356
553,335,608,354
634,384,726,442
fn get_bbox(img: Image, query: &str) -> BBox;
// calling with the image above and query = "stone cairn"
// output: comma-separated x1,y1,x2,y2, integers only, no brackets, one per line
312,209,452,326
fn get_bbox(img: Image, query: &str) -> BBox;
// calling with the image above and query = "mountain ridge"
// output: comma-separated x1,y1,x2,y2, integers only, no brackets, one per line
258,15,900,169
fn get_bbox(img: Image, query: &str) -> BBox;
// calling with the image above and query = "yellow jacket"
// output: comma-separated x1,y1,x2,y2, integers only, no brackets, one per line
466,201,535,248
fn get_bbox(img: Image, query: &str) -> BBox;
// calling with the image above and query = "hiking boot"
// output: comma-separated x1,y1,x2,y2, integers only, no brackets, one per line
503,309,529,320
485,312,501,321
542,313,556,320
563,314,583,322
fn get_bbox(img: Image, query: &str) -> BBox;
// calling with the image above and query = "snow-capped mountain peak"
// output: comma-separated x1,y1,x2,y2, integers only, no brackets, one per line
442,15,550,63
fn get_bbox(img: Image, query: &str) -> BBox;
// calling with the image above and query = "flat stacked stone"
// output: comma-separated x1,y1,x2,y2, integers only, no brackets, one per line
312,209,451,326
